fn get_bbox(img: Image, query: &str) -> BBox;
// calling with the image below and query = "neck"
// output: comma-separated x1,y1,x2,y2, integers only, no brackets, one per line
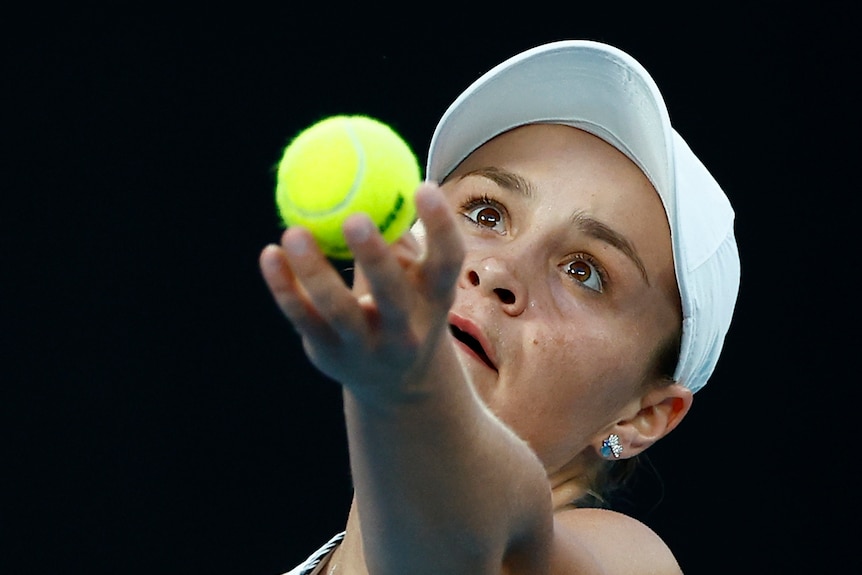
326,499,366,575
332,460,597,573
549,476,589,510
547,455,601,510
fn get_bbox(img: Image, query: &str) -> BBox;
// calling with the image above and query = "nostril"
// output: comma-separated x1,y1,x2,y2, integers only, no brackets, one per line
494,288,516,305
466,266,519,307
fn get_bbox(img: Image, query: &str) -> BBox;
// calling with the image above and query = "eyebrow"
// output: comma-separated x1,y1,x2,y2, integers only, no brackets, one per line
458,166,650,285
570,211,650,285
457,166,534,198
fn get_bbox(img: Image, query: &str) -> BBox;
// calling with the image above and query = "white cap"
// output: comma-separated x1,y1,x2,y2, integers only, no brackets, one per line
426,40,740,393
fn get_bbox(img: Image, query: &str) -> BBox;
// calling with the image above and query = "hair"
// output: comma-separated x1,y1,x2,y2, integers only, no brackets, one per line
574,326,682,510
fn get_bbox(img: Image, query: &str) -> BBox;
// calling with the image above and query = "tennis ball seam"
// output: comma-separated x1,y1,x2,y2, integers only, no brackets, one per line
274,114,420,259
287,120,366,218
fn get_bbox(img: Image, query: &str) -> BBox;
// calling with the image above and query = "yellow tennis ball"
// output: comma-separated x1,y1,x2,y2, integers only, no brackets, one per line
275,115,421,259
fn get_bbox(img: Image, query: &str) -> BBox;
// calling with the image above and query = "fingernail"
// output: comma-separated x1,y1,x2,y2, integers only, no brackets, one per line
344,214,372,244
417,183,443,211
284,231,310,255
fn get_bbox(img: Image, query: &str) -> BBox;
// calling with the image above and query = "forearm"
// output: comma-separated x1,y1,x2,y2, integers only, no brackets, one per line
261,185,552,572
342,337,552,575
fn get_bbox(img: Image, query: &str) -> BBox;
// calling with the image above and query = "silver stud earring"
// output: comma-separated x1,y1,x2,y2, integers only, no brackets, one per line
600,434,623,459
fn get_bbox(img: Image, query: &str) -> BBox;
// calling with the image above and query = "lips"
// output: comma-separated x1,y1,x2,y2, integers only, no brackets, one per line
448,314,498,371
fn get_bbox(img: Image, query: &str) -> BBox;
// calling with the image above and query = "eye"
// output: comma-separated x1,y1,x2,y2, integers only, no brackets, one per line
563,255,605,293
461,195,508,234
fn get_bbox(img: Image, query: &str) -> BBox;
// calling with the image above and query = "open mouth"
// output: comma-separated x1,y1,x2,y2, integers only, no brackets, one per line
449,324,497,371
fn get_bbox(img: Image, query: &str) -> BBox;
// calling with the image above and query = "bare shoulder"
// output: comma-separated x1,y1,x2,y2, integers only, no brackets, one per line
550,507,683,575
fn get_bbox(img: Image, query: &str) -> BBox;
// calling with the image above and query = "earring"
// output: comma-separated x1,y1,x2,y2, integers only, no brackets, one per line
600,434,623,459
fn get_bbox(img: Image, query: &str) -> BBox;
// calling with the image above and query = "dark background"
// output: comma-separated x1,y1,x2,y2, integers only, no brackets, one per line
4,4,856,574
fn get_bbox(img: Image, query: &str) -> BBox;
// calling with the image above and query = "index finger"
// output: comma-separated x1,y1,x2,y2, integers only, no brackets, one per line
414,183,465,299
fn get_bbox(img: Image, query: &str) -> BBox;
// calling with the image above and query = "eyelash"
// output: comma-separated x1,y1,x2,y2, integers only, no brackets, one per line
457,193,609,292
459,194,508,230
563,252,609,292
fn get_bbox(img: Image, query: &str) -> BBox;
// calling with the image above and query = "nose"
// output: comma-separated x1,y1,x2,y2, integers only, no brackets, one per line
461,256,528,316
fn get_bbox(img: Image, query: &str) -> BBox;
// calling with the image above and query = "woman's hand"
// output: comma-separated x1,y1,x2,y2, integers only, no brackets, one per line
259,182,464,403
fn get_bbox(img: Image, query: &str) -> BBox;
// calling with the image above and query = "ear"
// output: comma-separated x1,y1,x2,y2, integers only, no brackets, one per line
601,384,693,458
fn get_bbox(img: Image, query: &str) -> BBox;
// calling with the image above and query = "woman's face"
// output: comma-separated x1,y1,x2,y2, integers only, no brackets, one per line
440,124,681,474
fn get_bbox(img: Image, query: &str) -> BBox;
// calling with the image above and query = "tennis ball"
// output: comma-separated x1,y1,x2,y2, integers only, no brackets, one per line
275,115,421,259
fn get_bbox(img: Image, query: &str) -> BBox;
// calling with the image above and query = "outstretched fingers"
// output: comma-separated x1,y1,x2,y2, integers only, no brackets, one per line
344,212,412,332
414,182,465,303
347,183,464,332
259,227,362,345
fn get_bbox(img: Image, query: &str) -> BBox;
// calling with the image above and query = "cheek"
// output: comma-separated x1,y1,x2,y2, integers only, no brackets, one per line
528,324,619,381
499,333,605,469
515,324,641,417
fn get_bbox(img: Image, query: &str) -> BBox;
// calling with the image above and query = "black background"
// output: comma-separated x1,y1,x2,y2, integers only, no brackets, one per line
4,4,856,574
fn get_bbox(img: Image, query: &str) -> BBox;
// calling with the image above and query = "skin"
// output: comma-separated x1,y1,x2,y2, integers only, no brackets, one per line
260,124,694,574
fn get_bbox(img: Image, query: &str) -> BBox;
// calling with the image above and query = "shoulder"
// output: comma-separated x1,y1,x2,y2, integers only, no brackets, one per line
549,508,683,575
